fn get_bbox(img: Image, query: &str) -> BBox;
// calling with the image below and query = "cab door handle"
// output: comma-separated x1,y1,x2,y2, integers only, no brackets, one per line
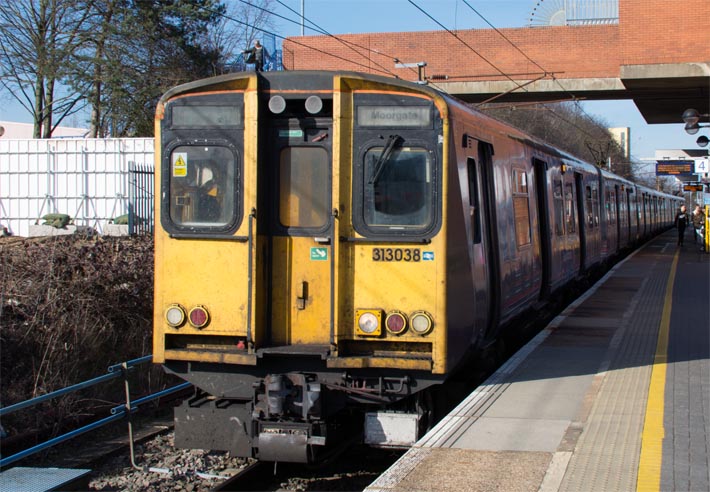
296,281,308,310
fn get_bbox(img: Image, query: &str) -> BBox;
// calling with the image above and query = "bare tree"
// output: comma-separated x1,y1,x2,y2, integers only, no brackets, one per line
482,101,631,176
0,0,94,138
204,0,277,74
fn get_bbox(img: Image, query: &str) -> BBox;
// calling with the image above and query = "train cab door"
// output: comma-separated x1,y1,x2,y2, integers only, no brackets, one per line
467,139,500,341
533,158,551,299
265,120,333,347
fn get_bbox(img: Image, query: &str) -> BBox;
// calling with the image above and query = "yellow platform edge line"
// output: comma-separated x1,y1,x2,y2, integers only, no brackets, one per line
636,249,679,492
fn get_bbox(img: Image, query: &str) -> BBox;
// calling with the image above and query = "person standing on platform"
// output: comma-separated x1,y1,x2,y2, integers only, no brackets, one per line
691,204,706,250
674,204,689,246
243,40,267,72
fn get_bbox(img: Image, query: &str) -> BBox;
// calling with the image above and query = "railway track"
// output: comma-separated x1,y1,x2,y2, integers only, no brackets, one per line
8,275,587,491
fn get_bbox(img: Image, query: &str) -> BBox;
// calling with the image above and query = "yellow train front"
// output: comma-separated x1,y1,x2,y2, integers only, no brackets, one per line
153,71,480,463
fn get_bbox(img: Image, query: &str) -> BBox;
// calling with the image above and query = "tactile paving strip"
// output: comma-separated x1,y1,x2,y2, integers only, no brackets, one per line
558,248,668,491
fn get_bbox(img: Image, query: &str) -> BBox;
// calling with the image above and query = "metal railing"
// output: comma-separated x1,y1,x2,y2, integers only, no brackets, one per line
128,163,154,235
0,355,190,469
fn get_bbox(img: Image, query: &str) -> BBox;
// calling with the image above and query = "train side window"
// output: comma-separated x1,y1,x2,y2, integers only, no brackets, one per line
512,168,531,246
592,187,599,226
553,179,564,236
605,188,614,224
565,183,576,234
585,186,594,227
467,158,481,243
279,147,329,228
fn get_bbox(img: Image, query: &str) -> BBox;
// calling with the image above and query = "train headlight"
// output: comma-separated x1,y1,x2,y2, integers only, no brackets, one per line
268,95,286,114
305,95,323,114
356,309,382,336
165,304,186,328
385,311,408,335
188,305,210,329
410,311,433,336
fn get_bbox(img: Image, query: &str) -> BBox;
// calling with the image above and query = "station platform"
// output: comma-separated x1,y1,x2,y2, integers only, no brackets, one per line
366,229,709,492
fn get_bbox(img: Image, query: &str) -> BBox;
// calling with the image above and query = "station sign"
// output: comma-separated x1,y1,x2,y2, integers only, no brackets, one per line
683,184,704,192
656,160,695,175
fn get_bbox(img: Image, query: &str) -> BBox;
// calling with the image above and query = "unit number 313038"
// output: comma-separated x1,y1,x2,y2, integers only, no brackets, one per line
372,248,421,262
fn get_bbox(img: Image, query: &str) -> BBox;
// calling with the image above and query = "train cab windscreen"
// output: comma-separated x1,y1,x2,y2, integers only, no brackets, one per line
168,145,236,227
363,143,433,227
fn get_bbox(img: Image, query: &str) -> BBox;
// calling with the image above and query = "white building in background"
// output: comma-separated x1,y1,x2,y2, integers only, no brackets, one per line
0,120,89,139
609,127,630,159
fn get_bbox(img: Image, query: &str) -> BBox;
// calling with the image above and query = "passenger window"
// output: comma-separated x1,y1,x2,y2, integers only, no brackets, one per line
565,183,576,234
279,147,329,228
169,145,236,227
585,186,594,227
553,180,564,236
592,188,599,226
512,168,531,246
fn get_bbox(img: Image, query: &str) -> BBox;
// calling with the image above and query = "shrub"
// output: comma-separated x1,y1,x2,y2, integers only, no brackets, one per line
0,235,163,437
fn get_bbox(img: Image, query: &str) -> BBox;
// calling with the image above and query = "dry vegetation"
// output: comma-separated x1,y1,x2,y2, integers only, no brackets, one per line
0,234,164,439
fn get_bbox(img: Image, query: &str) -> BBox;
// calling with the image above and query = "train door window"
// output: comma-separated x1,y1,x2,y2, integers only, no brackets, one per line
279,147,329,228
592,186,599,226
467,157,481,243
585,186,594,227
564,182,576,234
169,145,236,227
609,188,617,224
512,168,531,246
553,179,564,235
362,145,433,229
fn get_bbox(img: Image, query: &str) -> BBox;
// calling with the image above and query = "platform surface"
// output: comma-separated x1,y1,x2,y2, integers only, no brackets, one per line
0,467,91,492
367,230,709,492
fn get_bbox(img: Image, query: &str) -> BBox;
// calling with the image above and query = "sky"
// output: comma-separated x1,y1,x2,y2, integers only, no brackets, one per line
0,0,700,162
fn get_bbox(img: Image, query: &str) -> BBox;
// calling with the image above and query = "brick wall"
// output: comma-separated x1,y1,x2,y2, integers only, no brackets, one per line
282,0,710,84
619,0,710,65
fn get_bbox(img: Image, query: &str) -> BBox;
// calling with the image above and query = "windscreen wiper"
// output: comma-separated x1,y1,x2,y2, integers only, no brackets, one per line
369,134,403,184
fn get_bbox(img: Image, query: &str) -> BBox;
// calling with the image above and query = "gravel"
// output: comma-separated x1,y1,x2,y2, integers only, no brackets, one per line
87,430,401,491
88,432,251,491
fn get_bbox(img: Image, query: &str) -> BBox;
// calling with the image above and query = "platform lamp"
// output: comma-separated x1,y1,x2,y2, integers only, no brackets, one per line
682,108,710,147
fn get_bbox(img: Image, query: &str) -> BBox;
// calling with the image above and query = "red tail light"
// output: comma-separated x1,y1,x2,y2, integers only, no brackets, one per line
385,311,407,335
188,306,210,328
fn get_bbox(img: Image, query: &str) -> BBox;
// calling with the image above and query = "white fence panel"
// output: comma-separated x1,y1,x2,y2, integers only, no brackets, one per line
0,138,154,237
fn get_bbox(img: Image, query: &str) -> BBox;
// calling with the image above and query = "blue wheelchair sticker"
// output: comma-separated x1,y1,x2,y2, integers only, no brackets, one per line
422,251,435,261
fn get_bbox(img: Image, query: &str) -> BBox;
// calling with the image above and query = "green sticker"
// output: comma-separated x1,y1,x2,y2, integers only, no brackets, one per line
310,247,328,261
279,129,303,138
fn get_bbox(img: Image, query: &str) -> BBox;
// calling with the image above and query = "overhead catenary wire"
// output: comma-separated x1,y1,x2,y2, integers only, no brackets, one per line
270,0,399,78
268,0,447,88
458,0,602,130
233,0,434,84
216,1,604,142
406,0,600,140
198,3,394,76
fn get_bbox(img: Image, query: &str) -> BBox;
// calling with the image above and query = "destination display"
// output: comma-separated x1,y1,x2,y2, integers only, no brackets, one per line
172,105,242,128
655,160,695,175
357,105,431,127
683,184,704,192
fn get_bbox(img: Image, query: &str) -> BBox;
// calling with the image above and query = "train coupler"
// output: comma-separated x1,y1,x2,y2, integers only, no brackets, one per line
256,421,326,462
